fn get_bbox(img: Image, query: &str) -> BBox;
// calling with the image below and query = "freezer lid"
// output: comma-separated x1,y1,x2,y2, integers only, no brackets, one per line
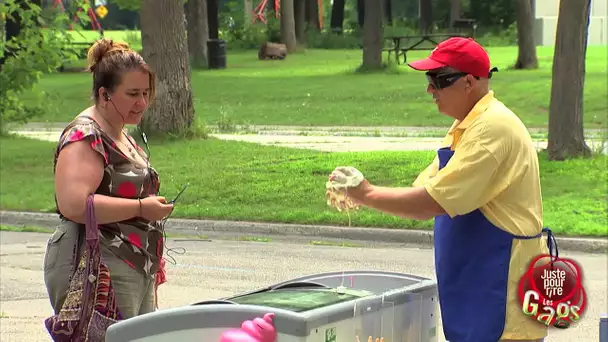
229,288,375,313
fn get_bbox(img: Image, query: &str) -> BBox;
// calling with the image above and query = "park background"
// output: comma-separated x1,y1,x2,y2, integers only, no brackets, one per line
0,0,606,238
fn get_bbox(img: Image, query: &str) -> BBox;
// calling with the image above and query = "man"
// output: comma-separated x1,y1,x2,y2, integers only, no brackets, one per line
327,37,552,342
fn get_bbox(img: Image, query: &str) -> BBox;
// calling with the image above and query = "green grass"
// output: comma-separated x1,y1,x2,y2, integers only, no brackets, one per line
0,224,53,233
65,29,141,50
1,135,606,237
25,46,607,129
67,30,134,42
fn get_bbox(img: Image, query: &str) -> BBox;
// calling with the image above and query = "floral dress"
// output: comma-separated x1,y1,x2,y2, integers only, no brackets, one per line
54,115,165,280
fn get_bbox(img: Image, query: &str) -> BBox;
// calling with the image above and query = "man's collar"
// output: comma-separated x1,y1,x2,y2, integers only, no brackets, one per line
448,90,495,133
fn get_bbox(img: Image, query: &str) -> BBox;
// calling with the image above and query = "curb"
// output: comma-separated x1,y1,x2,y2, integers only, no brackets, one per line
1,210,606,254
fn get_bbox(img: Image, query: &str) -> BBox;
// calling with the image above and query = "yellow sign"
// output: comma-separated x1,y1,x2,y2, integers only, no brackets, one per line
95,5,109,19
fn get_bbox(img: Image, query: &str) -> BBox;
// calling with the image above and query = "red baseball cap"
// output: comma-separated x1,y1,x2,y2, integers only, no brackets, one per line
408,37,493,78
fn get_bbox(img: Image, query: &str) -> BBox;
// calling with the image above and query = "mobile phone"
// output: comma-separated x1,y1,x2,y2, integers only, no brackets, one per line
170,183,189,204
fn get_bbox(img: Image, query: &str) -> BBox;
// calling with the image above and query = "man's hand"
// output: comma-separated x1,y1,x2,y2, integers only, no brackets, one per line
327,166,365,190
325,183,359,212
325,166,366,212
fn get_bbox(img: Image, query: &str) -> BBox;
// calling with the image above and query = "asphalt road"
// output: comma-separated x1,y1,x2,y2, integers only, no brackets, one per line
0,231,605,342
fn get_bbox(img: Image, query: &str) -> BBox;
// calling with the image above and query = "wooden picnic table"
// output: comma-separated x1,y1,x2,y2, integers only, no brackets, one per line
384,33,472,65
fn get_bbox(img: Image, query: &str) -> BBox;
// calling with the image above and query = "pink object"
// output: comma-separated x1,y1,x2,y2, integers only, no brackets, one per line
219,313,277,342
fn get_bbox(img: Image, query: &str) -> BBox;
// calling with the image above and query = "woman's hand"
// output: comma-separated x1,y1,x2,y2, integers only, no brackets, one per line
139,196,174,221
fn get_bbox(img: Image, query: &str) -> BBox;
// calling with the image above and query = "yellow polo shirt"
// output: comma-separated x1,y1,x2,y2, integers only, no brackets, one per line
414,91,549,340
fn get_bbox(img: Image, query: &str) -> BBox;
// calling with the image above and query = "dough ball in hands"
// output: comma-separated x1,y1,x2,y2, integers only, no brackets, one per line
325,181,360,212
325,166,365,212
327,166,365,190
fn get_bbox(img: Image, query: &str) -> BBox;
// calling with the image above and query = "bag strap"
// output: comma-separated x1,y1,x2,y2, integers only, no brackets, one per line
77,193,99,335
85,194,99,249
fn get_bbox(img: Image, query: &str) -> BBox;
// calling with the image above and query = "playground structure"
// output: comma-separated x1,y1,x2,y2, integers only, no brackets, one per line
52,0,103,34
48,0,323,35
253,0,324,30
533,0,607,46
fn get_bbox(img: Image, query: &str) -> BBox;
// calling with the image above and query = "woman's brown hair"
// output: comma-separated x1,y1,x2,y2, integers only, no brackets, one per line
85,38,156,104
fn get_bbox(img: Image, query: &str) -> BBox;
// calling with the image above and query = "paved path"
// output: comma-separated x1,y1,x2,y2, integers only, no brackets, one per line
12,129,607,153
13,122,608,135
0,231,606,341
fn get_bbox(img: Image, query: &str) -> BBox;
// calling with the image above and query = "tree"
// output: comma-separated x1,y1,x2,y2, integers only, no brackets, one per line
357,0,364,28
357,0,391,28
244,0,253,26
546,0,592,160
207,0,219,39
383,0,392,25
419,0,433,34
513,0,538,69
280,0,297,52
112,0,141,11
1,0,8,67
186,0,209,69
0,0,76,134
140,0,195,135
449,0,460,28
294,0,305,43
361,0,383,70
305,0,319,31
330,0,345,34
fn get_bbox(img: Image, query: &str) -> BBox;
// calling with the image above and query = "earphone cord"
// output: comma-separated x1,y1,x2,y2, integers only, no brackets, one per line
125,126,187,266
159,213,186,265
99,95,188,264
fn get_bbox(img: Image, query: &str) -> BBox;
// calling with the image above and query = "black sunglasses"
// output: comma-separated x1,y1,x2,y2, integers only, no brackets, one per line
426,67,499,90
426,72,473,90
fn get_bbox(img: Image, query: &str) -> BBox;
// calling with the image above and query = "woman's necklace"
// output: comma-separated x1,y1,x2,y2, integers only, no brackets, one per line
94,107,137,160
119,137,137,159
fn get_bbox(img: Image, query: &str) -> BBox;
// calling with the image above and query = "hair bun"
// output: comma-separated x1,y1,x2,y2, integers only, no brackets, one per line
85,38,132,72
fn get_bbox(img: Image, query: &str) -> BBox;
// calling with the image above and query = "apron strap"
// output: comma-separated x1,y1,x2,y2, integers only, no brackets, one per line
513,227,559,265
542,227,559,264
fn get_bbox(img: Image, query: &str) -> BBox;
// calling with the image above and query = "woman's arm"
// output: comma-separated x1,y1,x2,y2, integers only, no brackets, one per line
55,140,140,224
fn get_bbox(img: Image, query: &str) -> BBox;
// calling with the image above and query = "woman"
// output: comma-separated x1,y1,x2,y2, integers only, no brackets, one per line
43,38,174,319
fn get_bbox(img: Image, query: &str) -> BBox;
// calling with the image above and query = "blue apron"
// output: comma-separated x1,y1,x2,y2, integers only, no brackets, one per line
434,147,557,342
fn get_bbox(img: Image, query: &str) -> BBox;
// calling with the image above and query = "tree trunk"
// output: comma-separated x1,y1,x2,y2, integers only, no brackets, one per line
330,0,345,34
514,0,538,69
0,0,6,59
384,0,392,25
361,0,383,70
305,0,320,31
244,0,253,26
186,0,209,69
280,0,297,52
419,0,433,34
140,0,195,135
357,0,364,28
207,0,219,39
450,0,460,28
547,0,592,160
294,0,306,43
